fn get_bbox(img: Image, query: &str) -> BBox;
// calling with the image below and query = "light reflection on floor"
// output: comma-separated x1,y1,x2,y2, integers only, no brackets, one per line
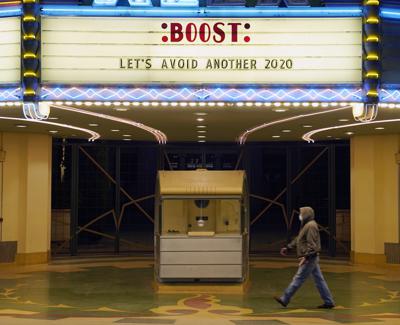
0,257,399,324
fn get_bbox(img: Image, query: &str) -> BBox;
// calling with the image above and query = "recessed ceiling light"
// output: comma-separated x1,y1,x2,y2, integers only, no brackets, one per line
88,123,99,127
111,129,120,132
84,102,93,106
198,140,206,143
335,137,341,140
311,103,319,107
303,125,313,128
327,135,332,138
197,130,207,133
123,134,132,137
282,130,291,133
274,109,287,112
196,118,205,122
198,135,206,138
345,132,354,135
15,124,27,128
197,125,207,128
123,138,132,141
115,108,128,112
49,130,58,134
272,135,281,138
339,119,349,122
375,127,385,130
194,112,207,116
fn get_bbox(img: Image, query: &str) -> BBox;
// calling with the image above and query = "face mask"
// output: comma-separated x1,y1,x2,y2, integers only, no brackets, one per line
299,214,303,221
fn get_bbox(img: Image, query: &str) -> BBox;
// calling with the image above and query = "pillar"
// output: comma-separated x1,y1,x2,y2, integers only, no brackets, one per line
351,134,400,265
1,132,52,265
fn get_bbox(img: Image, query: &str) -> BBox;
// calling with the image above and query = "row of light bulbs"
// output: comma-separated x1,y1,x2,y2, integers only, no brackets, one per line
40,101,359,108
1,101,400,108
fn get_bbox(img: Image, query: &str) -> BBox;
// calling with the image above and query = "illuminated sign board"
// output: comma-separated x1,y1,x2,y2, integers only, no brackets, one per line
42,17,362,84
0,17,20,84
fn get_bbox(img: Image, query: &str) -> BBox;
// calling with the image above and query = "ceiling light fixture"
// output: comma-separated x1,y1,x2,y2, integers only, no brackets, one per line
52,104,167,144
302,118,400,143
239,105,350,145
5,117,100,141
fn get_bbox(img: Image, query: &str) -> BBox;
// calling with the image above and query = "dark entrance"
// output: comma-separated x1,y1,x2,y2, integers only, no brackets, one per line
51,140,350,258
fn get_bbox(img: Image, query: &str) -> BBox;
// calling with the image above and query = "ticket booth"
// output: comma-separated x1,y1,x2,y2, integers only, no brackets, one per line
155,170,249,283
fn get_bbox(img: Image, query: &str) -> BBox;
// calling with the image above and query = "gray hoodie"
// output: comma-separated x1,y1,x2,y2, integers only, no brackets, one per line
286,207,321,258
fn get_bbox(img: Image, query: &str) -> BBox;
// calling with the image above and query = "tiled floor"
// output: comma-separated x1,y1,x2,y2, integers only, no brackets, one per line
0,257,399,324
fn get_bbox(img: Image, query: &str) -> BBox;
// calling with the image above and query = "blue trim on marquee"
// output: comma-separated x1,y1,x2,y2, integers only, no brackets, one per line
0,6,21,18
380,89,400,103
0,87,22,101
40,5,362,18
381,8,400,20
41,86,363,102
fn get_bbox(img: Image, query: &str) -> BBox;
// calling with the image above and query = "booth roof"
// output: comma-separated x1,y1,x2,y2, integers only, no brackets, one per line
158,170,245,196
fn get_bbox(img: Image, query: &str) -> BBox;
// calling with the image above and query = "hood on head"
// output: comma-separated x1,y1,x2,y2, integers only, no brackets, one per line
300,206,315,223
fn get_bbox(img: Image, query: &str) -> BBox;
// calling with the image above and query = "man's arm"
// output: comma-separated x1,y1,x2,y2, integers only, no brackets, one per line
286,236,297,250
304,226,319,258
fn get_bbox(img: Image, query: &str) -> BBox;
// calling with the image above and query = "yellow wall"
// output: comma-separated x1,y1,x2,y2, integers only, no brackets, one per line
1,132,52,264
351,134,400,264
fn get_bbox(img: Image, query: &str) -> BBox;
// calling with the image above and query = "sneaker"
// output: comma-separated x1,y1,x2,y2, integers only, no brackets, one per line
273,296,287,307
317,303,335,309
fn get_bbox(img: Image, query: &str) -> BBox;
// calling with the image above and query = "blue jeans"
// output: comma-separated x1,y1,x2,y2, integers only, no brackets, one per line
280,256,335,306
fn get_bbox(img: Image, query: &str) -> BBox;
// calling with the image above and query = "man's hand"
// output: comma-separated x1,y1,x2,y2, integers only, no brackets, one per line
298,257,307,266
280,247,288,256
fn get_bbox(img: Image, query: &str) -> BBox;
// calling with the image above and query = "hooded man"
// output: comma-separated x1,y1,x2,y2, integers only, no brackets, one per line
274,206,335,309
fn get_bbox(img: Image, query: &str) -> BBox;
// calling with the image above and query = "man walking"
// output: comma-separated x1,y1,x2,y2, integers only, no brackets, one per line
274,206,335,309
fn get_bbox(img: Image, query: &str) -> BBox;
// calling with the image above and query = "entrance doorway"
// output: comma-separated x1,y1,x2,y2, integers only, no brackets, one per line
51,140,350,258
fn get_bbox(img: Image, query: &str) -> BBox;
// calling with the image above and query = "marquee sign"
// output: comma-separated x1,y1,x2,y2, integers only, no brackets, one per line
0,17,20,84
41,17,362,85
